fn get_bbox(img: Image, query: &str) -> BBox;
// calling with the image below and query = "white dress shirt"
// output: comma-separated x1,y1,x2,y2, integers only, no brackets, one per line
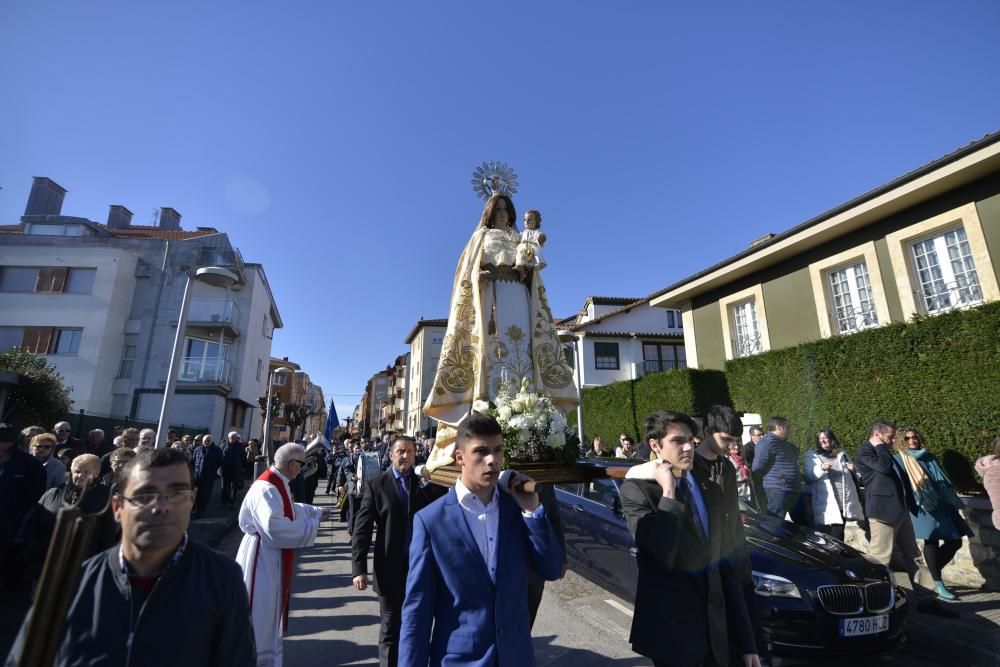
454,479,500,583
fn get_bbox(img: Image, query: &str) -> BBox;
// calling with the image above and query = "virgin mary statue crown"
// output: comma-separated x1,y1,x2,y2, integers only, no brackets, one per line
471,161,519,200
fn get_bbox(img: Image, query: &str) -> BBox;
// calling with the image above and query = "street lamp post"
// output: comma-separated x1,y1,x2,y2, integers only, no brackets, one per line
155,266,238,449
557,329,585,448
262,366,294,466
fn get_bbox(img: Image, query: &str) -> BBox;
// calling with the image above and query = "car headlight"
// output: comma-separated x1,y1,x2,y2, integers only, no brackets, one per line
752,571,802,599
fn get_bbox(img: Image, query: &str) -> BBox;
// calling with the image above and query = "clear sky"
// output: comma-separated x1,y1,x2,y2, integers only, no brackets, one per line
2,1,999,418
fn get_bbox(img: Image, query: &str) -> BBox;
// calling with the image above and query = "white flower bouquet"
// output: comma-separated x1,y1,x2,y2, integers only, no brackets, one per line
473,378,575,466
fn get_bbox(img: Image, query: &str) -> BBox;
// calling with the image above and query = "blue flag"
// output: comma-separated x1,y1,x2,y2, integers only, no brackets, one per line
324,399,339,441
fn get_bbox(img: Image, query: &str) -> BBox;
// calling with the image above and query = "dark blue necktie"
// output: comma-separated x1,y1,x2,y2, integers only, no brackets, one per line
397,474,410,517
676,476,707,540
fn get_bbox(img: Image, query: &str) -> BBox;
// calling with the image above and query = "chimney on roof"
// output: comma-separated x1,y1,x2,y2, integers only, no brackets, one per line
107,205,133,229
24,177,67,217
157,207,181,230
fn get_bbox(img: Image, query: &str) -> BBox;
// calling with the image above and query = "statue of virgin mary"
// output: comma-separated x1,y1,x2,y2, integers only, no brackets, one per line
423,190,578,470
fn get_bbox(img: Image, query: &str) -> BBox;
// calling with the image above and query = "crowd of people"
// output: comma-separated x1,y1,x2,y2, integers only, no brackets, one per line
3,410,1000,667
590,415,1000,610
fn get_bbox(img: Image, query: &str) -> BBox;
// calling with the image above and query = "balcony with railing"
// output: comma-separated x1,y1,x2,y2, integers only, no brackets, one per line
832,304,879,335
917,279,984,315
186,299,241,335
178,357,234,389
734,333,763,358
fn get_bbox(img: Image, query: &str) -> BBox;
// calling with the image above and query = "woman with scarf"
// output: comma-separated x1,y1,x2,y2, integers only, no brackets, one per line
17,453,117,593
726,441,754,504
896,428,973,601
803,430,864,541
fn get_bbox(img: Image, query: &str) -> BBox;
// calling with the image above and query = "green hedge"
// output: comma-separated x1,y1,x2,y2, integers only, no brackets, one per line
570,368,730,448
725,301,1000,491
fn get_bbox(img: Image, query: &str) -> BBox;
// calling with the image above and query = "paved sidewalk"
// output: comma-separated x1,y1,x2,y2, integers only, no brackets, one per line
188,499,240,547
893,573,1000,667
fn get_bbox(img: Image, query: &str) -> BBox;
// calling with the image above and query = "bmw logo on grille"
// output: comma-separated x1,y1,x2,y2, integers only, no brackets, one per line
845,569,859,580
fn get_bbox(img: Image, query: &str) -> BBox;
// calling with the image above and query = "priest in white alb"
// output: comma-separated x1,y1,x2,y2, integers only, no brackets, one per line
236,442,331,667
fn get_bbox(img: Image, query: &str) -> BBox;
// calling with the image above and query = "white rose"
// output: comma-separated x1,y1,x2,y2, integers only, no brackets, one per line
472,399,490,415
497,405,513,422
509,414,527,431
546,431,566,448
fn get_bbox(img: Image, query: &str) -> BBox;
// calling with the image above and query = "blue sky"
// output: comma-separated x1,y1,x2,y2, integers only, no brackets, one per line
2,1,999,417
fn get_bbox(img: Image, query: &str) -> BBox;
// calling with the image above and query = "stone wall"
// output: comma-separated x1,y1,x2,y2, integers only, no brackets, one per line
841,495,998,590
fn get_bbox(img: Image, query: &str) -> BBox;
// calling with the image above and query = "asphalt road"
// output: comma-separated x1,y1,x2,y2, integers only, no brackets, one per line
217,492,951,667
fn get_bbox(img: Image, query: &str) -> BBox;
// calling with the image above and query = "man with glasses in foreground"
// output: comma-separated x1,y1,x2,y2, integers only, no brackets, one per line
9,447,256,666
236,442,332,667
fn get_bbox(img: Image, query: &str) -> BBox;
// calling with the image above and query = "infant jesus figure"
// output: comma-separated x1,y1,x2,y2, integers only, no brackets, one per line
515,209,547,271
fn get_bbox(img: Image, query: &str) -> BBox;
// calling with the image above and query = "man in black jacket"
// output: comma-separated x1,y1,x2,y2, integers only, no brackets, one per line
621,411,759,667
854,419,957,617
695,406,769,667
351,436,442,667
7,447,256,666
192,435,223,517
220,431,246,509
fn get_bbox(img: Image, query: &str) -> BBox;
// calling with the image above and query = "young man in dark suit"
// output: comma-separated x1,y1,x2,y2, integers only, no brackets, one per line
621,410,759,667
398,413,563,667
854,419,957,618
352,436,444,667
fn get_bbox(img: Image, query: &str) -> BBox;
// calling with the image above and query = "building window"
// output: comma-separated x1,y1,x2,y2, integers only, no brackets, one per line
730,299,762,358
181,337,228,381
827,261,879,334
886,203,1000,321
273,372,287,386
65,268,96,294
910,227,983,315
257,359,263,382
642,342,687,373
665,309,683,329
36,268,70,293
50,328,82,354
0,326,83,354
23,222,88,236
0,267,39,292
0,266,95,294
0,327,24,351
594,342,620,370
562,344,575,369
432,335,443,345
230,402,247,428
118,345,136,378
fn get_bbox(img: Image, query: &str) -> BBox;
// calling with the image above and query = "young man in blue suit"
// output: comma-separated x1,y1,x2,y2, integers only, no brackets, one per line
398,413,563,667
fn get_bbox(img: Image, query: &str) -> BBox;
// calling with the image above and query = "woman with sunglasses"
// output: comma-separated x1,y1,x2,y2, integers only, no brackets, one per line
895,428,973,601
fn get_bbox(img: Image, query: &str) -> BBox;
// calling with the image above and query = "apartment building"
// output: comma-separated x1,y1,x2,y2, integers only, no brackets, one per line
403,318,447,435
0,176,282,437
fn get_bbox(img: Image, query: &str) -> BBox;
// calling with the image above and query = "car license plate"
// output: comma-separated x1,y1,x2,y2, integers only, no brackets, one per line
839,614,889,637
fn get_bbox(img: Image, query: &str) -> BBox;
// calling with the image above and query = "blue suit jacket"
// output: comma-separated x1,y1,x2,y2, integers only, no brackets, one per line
398,486,563,667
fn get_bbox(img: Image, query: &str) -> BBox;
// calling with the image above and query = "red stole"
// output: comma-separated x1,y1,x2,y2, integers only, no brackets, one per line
254,468,295,632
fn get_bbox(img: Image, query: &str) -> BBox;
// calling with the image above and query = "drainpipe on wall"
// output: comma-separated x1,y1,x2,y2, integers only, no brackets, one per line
132,240,171,419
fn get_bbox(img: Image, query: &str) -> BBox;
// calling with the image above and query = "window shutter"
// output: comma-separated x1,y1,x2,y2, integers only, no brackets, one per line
35,267,69,293
21,326,54,353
